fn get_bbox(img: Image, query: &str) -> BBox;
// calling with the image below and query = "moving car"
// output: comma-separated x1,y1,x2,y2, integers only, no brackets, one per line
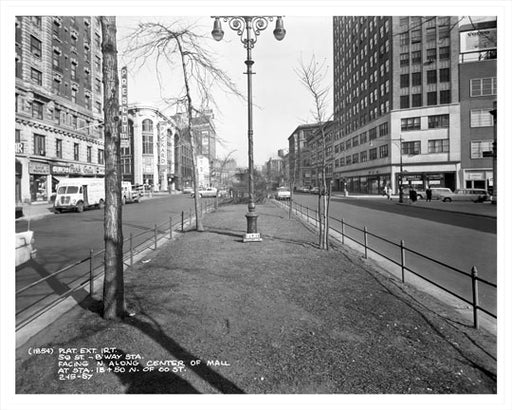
54,177,105,213
275,186,291,200
440,189,489,202
121,181,141,204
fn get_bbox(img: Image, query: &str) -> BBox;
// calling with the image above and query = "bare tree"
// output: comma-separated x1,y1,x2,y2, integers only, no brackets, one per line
124,21,243,231
295,55,332,250
101,16,125,319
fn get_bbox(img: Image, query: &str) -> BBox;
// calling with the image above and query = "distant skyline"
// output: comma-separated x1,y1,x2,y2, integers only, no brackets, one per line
117,16,333,167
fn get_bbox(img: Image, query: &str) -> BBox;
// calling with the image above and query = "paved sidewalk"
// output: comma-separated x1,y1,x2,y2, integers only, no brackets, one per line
15,203,496,395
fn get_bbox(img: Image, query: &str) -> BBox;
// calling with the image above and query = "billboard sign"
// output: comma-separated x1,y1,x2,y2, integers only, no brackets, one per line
120,66,129,148
460,28,497,53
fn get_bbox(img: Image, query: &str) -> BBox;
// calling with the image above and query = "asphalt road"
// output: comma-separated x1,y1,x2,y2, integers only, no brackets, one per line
15,194,204,323
289,193,497,316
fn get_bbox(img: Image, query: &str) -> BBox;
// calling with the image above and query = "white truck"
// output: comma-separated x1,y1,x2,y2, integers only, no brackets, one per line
54,177,105,213
121,181,141,204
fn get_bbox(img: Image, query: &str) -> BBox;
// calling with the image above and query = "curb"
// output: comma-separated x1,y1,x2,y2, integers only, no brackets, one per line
395,201,497,219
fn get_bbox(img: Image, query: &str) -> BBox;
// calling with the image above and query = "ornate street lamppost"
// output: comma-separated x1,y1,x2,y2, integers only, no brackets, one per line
211,16,286,242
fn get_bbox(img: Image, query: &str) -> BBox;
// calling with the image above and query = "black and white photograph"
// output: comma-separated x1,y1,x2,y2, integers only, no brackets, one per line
1,0,511,409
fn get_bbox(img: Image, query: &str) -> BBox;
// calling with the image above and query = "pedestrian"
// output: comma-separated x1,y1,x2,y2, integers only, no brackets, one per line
410,187,418,203
385,185,391,200
426,186,432,202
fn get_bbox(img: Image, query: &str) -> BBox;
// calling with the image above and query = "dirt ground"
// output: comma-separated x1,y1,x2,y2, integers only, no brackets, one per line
15,203,496,395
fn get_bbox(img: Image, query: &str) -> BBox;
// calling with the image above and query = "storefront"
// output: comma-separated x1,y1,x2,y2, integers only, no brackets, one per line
463,169,492,191
29,161,50,202
396,172,456,191
16,160,22,204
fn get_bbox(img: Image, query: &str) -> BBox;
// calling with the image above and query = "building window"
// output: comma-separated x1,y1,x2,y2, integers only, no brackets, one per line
346,139,352,150
74,143,80,161
95,78,102,93
71,62,77,80
439,68,450,82
427,91,437,106
400,74,409,88
142,134,154,154
360,150,368,162
470,78,497,97
56,139,63,158
31,68,42,86
440,90,451,104
426,27,436,42
98,149,104,164
33,134,46,156
72,115,78,129
379,144,389,158
95,55,101,72
439,46,450,59
53,20,61,36
142,119,153,132
87,146,92,163
369,148,377,160
412,94,422,107
427,70,437,84
400,53,409,66
470,140,493,159
411,50,422,64
31,16,42,28
359,131,367,144
32,101,44,120
53,50,61,70
401,117,421,131
352,136,359,147
412,72,422,86
30,35,42,57
400,31,409,45
402,141,421,155
55,108,61,125
16,129,21,143
428,114,449,128
95,101,102,113
411,29,422,44
352,153,359,163
95,33,101,49
379,122,389,136
400,95,410,109
369,127,377,140
438,25,450,39
71,88,77,103
346,155,352,165
470,109,494,127
428,139,449,153
426,48,437,62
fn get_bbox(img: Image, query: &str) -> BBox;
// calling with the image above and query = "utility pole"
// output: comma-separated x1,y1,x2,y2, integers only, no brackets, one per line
101,16,125,320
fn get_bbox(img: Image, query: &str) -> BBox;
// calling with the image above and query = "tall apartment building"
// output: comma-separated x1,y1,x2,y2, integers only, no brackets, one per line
458,18,496,192
15,16,105,203
287,123,325,189
332,16,461,195
191,109,216,163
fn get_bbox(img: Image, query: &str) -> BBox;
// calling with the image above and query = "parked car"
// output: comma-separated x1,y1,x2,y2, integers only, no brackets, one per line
16,230,36,267
192,187,218,198
401,186,426,199
428,187,454,200
182,186,193,194
440,189,489,202
275,187,291,200
310,187,320,195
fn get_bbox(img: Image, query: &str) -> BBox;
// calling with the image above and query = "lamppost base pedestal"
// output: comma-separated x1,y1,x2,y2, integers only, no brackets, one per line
243,212,262,242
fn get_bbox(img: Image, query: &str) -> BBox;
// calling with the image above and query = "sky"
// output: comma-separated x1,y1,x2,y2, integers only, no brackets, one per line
116,16,333,167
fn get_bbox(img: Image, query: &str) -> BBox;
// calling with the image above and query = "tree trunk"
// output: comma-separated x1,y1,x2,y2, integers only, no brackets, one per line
176,37,203,231
317,191,323,248
101,16,125,320
326,181,332,250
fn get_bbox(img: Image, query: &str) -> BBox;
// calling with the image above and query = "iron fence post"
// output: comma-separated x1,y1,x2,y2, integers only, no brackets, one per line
169,216,173,239
400,240,405,283
471,266,480,329
341,218,345,244
130,232,133,266
182,211,184,232
154,224,158,249
89,249,93,296
189,208,192,225
363,226,368,258
306,207,309,223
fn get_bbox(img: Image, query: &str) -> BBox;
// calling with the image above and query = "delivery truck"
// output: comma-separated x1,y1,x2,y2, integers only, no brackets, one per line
54,177,105,213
